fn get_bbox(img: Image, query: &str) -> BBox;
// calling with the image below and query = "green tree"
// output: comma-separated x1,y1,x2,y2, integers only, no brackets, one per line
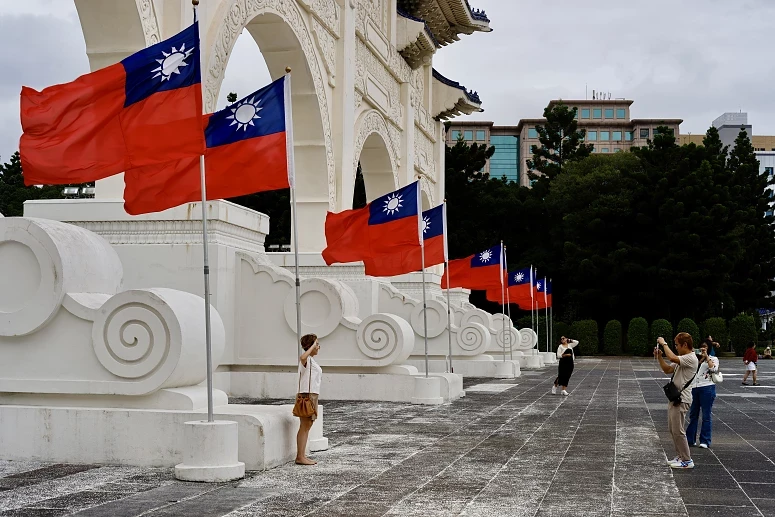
226,92,238,103
701,317,728,351
0,152,66,216
729,313,757,355
571,320,598,355
603,320,622,355
676,318,700,346
651,319,673,347
627,317,649,356
526,102,593,181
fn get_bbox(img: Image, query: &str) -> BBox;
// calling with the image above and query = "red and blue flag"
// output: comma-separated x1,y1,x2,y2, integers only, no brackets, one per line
363,204,446,277
20,22,204,186
123,76,293,214
486,266,532,304
323,182,422,265
442,243,505,290
536,278,552,309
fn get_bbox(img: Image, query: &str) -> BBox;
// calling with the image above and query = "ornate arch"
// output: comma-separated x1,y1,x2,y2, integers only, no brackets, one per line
204,0,336,208
419,174,436,208
353,109,399,187
135,0,161,46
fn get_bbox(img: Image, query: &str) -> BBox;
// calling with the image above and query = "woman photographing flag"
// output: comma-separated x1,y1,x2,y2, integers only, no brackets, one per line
553,336,579,396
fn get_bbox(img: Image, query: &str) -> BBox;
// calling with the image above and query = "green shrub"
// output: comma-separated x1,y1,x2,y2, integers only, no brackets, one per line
701,317,728,351
554,321,572,348
627,317,649,356
603,320,623,355
516,316,532,330
676,318,700,347
650,319,673,347
571,320,599,355
729,313,757,356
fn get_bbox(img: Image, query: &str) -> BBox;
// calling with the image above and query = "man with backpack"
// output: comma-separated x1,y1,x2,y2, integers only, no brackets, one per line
654,332,699,469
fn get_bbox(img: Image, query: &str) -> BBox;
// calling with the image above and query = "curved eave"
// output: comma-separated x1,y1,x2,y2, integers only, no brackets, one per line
441,0,491,33
397,10,440,69
398,0,491,47
432,69,483,120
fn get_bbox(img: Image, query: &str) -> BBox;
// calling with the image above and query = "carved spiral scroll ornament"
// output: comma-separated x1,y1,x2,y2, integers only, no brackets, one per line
496,324,520,352
518,328,538,349
409,299,447,338
456,322,489,354
93,298,171,380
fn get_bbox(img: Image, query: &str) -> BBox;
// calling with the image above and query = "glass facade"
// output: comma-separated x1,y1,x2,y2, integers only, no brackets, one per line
593,109,602,119
528,128,538,138
581,108,590,119
640,128,649,138
605,108,614,119
451,130,461,140
600,131,610,141
625,131,633,141
476,130,486,141
612,131,622,141
588,131,597,141
617,108,626,119
489,135,520,183
601,148,609,153
464,130,473,140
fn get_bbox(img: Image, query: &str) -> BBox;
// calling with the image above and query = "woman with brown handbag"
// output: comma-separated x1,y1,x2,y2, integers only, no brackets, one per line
294,333,322,465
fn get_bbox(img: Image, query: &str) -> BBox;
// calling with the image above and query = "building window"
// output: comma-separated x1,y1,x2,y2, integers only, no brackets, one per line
464,130,473,141
528,128,539,139
640,128,649,138
614,148,622,153
581,108,590,119
476,130,486,141
573,109,578,120
601,148,609,153
653,128,661,137
625,131,633,141
600,131,610,141
616,108,626,119
605,108,614,119
593,108,602,119
451,130,461,140
612,131,622,141
766,167,774,176
588,131,597,141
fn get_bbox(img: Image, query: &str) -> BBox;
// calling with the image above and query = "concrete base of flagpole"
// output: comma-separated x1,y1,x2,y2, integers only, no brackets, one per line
411,376,444,405
524,353,543,369
493,361,513,378
174,420,245,482
539,352,557,365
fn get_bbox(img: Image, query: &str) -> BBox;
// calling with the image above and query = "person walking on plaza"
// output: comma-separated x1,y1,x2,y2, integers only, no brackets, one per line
552,336,579,396
295,334,322,465
654,332,699,469
742,342,759,385
686,340,720,448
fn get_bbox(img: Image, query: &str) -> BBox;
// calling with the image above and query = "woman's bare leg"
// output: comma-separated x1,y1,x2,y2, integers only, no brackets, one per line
296,417,317,465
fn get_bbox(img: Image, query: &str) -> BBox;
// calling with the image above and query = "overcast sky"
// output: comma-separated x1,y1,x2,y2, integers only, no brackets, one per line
1,0,773,162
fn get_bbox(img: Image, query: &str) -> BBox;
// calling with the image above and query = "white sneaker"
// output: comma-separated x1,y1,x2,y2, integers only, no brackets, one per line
561,390,569,396
699,443,709,449
551,386,557,395
667,456,680,464
670,459,695,469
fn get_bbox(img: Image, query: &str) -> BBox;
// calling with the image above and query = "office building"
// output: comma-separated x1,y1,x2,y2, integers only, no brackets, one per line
446,99,681,186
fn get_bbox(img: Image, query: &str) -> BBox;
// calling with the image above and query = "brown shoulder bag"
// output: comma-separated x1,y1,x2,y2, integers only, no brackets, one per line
292,361,316,418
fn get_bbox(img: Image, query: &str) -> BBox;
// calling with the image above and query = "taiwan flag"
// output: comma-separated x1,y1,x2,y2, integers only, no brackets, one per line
362,204,446,277
486,267,532,304
322,182,421,265
536,278,552,309
123,76,293,214
441,243,505,290
20,22,204,186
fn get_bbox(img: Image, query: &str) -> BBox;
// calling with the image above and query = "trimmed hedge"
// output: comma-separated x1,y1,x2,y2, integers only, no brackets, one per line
554,321,572,348
571,320,599,355
603,320,623,355
651,319,673,348
729,313,757,356
627,317,649,356
676,318,700,347
701,317,728,351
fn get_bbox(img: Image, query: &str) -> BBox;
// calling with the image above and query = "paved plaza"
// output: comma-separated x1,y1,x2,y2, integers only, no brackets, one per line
2,357,775,516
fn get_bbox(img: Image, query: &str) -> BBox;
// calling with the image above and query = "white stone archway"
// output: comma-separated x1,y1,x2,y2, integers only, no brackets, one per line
353,110,399,202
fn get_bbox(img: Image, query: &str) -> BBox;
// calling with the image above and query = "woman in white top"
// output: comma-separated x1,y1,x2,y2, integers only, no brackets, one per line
552,336,579,396
296,333,322,466
685,340,719,448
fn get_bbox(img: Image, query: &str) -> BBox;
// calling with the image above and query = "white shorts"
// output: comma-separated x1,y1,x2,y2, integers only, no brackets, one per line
746,362,757,371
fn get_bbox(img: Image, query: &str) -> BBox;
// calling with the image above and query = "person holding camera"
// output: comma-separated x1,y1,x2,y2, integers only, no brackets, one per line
686,340,719,448
654,332,699,469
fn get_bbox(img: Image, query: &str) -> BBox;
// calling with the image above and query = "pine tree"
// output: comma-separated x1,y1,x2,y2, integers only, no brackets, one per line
526,102,593,181
0,152,65,216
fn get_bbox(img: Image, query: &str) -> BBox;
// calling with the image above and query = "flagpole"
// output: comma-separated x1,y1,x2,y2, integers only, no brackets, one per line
499,241,506,363
530,266,535,334
544,276,549,353
285,68,302,357
416,181,429,378
504,245,512,362
443,200,453,374
192,0,214,424
549,277,553,355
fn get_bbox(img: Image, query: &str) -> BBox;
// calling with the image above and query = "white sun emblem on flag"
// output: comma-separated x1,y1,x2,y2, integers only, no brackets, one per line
479,250,492,263
151,43,194,81
421,216,431,234
227,97,263,131
514,272,524,283
537,281,542,291
383,193,403,215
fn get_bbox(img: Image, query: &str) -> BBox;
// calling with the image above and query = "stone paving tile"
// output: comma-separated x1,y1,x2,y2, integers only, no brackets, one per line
5,358,775,515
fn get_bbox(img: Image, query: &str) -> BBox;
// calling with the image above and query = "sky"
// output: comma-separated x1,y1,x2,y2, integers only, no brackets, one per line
1,0,773,162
